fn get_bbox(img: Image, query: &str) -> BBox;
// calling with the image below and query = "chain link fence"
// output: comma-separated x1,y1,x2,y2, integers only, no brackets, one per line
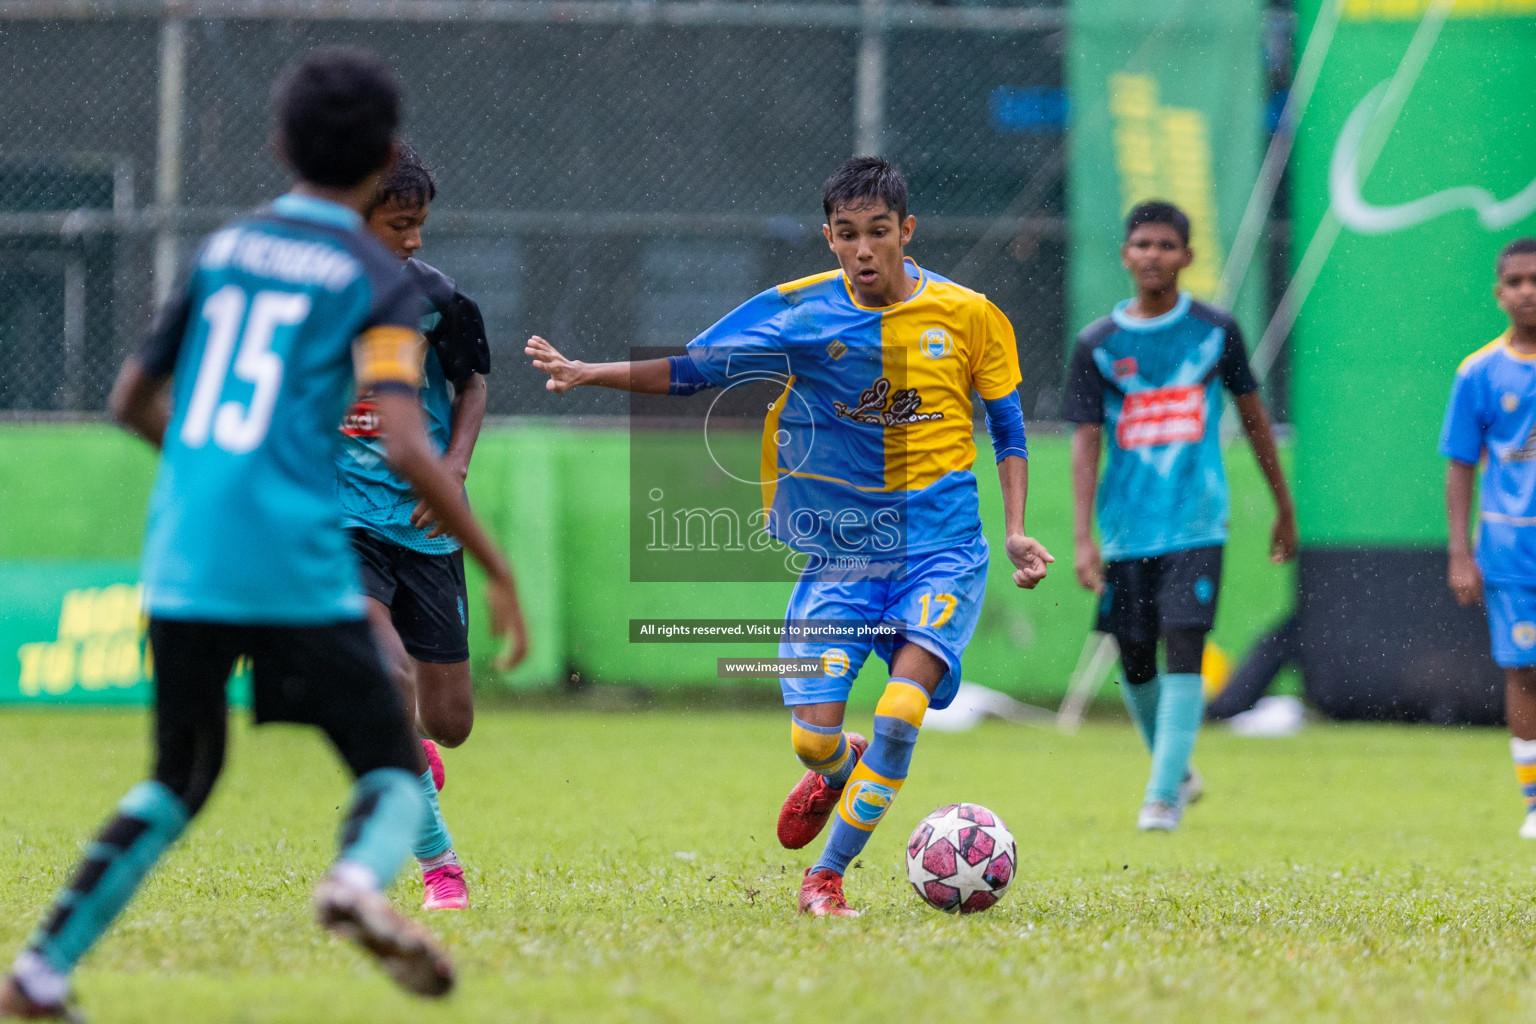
0,0,1073,417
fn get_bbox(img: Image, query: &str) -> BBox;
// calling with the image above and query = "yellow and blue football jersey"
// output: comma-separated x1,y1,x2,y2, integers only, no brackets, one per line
681,258,1022,568
1441,331,1536,585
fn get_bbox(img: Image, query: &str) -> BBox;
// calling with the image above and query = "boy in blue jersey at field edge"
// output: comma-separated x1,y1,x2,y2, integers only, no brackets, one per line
1441,238,1536,839
339,144,528,911
526,157,1054,916
0,48,522,1018
1063,201,1296,833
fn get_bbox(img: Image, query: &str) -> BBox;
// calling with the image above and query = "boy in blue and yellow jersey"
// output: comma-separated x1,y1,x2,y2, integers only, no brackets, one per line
0,49,522,1018
1063,201,1296,833
337,144,528,912
526,157,1053,916
1442,238,1536,839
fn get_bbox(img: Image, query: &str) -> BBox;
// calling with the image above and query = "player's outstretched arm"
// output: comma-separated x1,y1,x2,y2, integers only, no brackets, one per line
107,358,172,451
525,335,672,394
1446,458,1483,606
1233,392,1298,563
997,454,1054,589
1069,424,1104,593
374,388,529,668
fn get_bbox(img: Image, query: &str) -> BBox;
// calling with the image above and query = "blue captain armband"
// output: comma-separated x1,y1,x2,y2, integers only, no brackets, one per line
668,354,714,396
982,393,1028,462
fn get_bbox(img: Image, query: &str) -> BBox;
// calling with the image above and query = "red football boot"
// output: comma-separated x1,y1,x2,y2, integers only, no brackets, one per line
798,867,861,918
776,733,868,849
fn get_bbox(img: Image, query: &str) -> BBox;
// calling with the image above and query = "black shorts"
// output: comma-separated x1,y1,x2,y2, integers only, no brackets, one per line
349,529,470,664
1095,545,1223,644
146,617,417,778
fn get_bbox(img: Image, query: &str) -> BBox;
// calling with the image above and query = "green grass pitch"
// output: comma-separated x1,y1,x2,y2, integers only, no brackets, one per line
3,709,1536,1023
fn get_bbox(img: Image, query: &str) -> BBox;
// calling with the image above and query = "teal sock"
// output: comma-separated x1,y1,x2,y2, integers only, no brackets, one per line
1146,673,1204,806
1119,677,1160,752
337,768,424,887
28,781,190,974
411,769,454,861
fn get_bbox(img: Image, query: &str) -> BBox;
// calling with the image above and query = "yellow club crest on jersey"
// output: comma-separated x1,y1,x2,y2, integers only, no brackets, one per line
1514,622,1536,650
826,338,848,361
822,648,851,678
1504,392,1521,413
919,328,954,360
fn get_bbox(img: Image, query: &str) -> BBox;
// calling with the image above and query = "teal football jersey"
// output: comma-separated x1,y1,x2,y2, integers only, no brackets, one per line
137,193,424,624
1062,292,1258,561
335,259,468,555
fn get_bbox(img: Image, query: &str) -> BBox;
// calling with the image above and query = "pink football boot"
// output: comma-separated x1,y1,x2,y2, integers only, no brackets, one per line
421,863,469,911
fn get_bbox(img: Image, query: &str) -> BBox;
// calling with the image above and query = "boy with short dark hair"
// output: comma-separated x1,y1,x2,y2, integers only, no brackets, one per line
0,47,521,1017
1063,200,1296,832
526,156,1053,916
339,143,527,911
1442,237,1536,838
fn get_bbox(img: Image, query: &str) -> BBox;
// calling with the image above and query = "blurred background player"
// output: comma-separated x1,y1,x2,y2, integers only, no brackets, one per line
0,47,524,1017
524,157,1053,916
338,143,528,911
1063,200,1296,832
1441,237,1536,838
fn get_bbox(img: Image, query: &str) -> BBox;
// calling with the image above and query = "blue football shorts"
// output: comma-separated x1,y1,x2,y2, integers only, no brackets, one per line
777,535,990,711
1485,583,1536,668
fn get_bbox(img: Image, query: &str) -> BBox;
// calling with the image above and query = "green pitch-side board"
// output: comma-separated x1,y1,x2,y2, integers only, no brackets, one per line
1286,0,1536,722
0,563,252,705
0,562,151,704
1065,0,1264,344
0,424,1294,709
1291,0,1536,544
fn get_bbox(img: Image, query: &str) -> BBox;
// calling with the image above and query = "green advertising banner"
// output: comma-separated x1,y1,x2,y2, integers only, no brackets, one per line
1288,0,1536,722
0,559,241,706
1066,0,1265,343
0,561,152,704
1291,0,1536,544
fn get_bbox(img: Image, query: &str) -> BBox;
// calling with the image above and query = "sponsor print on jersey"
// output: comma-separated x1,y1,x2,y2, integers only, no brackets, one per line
1506,425,1536,463
340,399,382,438
1116,385,1207,449
832,377,944,426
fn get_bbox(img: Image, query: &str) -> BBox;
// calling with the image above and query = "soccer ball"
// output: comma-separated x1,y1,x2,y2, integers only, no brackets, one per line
905,803,1016,914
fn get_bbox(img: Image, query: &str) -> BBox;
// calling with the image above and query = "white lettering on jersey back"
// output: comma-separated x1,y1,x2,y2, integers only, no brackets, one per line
201,229,360,292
